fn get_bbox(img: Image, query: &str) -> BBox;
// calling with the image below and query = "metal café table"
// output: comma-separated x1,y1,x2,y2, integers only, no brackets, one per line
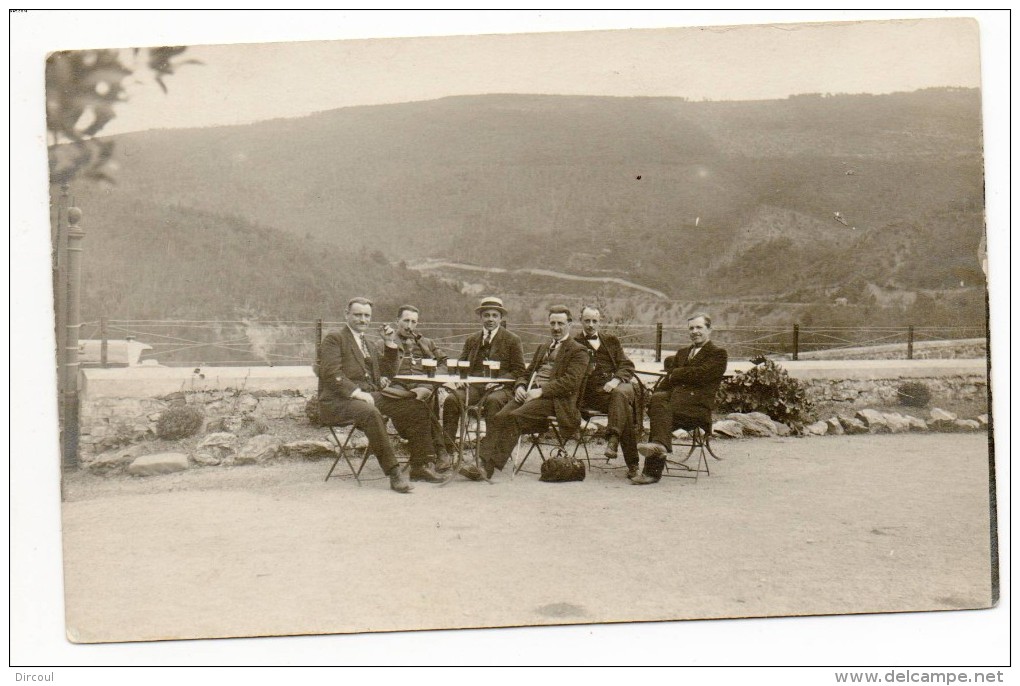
393,373,516,481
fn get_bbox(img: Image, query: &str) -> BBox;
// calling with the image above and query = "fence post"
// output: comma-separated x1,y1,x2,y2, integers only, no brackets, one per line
100,316,108,368
315,318,323,366
792,324,800,361
61,201,85,470
907,325,914,360
655,322,663,362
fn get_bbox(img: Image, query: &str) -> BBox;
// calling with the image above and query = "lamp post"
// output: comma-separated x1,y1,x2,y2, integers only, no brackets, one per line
61,201,85,470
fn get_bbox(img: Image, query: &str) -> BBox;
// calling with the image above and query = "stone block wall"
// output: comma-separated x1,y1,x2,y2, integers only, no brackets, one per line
802,374,987,407
80,388,314,455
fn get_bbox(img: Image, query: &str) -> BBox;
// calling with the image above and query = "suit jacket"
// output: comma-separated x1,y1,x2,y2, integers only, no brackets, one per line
395,332,448,376
317,325,398,405
659,340,728,424
458,327,526,380
573,331,635,389
517,336,591,436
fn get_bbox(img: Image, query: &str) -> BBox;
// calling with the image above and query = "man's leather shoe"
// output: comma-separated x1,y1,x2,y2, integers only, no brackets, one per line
410,464,444,483
631,473,660,485
484,459,496,480
389,468,413,493
459,464,485,481
626,465,640,480
637,442,668,458
434,452,454,473
604,435,620,459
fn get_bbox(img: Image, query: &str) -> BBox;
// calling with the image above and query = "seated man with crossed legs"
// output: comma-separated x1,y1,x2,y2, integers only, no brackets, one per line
472,305,590,481
635,312,728,485
574,305,641,480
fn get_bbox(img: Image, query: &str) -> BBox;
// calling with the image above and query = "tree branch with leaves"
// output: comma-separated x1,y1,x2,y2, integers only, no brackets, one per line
46,46,199,184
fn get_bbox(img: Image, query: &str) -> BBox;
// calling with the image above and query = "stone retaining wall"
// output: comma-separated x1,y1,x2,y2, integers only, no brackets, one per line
802,374,987,406
81,388,314,455
78,365,988,456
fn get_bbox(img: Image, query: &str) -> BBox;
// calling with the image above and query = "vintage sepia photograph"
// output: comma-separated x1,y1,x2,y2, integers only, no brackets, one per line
12,10,1009,669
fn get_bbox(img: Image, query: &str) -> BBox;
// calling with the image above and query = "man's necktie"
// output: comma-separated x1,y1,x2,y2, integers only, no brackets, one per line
358,333,370,359
586,334,598,341
688,345,701,362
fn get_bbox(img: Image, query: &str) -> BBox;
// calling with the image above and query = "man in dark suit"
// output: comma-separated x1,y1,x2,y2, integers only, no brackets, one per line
317,297,444,493
635,312,728,485
387,304,453,470
575,305,641,479
472,305,590,480
441,296,526,449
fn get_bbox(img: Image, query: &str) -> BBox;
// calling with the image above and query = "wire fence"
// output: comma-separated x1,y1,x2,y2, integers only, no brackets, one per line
75,318,988,368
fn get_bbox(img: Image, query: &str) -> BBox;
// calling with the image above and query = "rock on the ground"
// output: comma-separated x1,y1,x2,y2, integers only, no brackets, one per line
85,446,142,474
711,420,744,438
199,432,238,450
774,422,792,437
282,440,336,459
977,414,989,427
235,434,283,464
727,412,776,437
826,417,845,435
127,452,189,476
881,412,912,434
855,409,890,433
804,421,828,436
838,415,869,435
930,408,958,423
905,415,928,432
672,428,691,440
191,450,222,467
953,419,981,431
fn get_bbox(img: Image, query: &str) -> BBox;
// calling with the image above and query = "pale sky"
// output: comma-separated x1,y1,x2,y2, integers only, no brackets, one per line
53,13,983,135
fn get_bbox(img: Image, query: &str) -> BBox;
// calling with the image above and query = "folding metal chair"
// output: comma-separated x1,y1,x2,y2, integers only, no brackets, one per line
513,361,594,475
324,418,407,485
573,375,647,472
324,422,371,485
640,356,721,484
662,423,720,483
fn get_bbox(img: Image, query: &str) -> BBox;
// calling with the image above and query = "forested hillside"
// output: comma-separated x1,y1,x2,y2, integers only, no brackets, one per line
74,196,472,323
60,88,986,326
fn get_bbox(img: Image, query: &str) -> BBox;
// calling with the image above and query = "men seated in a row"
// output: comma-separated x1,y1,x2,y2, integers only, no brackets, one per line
316,297,445,494
636,312,728,485
469,305,590,481
442,296,526,450
574,305,641,479
317,295,728,489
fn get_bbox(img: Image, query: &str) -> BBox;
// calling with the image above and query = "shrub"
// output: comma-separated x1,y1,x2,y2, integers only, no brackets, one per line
156,405,204,440
716,357,814,426
896,380,932,408
305,397,324,426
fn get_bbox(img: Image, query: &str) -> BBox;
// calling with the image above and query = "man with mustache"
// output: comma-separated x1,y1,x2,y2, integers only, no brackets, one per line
472,305,589,481
317,297,444,493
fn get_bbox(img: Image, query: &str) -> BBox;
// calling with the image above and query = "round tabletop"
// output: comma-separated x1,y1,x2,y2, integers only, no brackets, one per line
393,374,516,385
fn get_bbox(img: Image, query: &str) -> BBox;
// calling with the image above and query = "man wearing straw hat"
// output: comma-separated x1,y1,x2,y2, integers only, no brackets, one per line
441,296,526,462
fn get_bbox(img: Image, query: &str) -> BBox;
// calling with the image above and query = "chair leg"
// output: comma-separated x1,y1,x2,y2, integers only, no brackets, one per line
570,417,593,470
326,425,368,486
514,435,545,475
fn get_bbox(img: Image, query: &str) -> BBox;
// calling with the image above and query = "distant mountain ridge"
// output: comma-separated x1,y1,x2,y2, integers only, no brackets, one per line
65,89,985,321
